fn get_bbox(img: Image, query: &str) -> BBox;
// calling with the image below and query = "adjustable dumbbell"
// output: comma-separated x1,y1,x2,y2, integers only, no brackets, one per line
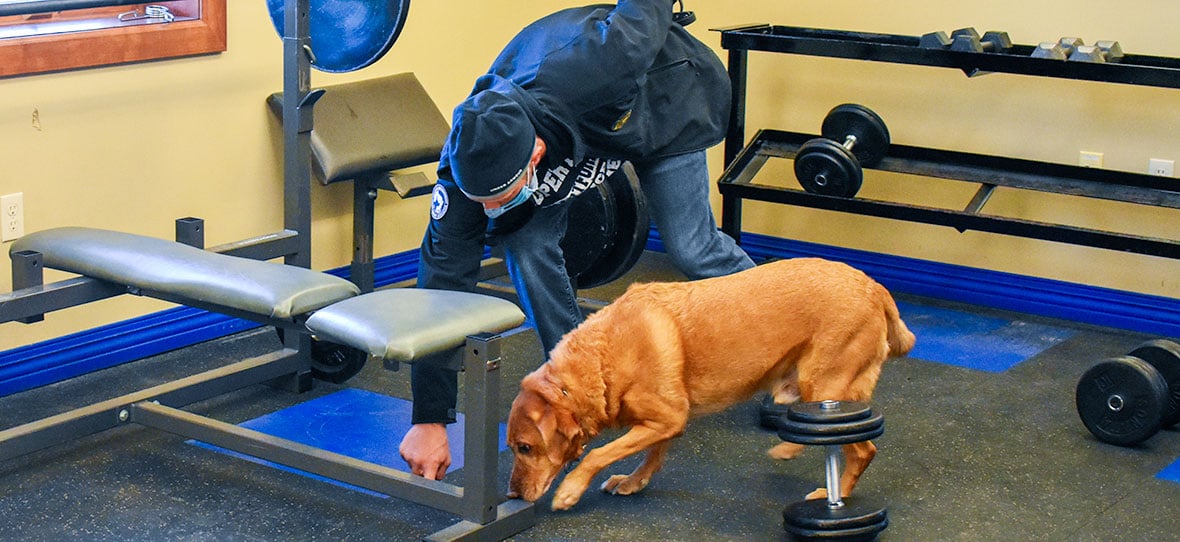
778,400,888,541
794,104,890,198
919,28,1012,53
1076,339,1180,446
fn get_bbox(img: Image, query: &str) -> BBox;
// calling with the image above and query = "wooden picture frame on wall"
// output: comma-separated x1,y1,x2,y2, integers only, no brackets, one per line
0,0,227,78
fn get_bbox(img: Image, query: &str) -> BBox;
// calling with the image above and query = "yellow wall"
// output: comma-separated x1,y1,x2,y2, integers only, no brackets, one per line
2,1,1179,351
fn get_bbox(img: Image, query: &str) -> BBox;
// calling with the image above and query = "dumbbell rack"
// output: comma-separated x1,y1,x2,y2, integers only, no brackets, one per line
715,24,1180,260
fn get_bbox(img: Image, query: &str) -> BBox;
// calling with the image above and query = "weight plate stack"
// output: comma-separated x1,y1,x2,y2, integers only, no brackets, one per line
566,162,650,289
784,497,889,541
561,181,616,282
777,401,884,446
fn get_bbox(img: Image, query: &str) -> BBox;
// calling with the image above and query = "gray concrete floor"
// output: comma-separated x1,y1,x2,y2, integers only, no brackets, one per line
2,253,1179,541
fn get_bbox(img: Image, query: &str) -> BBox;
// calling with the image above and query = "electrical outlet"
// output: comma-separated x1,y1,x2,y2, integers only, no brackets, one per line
1149,158,1174,177
2,192,24,242
1079,151,1104,168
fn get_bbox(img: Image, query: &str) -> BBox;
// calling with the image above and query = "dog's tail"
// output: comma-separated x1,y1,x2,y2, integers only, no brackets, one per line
884,296,916,357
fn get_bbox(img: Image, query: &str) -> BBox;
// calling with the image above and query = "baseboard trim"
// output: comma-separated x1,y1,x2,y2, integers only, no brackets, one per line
715,232,1180,339
3,232,1176,397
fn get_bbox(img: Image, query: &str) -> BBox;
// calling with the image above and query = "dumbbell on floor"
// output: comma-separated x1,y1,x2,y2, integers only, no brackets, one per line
1076,338,1180,446
777,400,888,541
793,104,890,198
920,27,1012,54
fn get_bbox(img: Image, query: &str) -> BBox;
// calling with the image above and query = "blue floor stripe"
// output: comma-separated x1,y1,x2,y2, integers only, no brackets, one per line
897,301,1076,372
188,389,507,496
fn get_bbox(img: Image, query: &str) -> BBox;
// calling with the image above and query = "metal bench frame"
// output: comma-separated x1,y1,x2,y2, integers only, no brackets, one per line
0,1,535,539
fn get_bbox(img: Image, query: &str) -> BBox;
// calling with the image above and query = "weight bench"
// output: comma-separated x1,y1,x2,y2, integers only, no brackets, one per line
2,226,535,541
266,72,451,293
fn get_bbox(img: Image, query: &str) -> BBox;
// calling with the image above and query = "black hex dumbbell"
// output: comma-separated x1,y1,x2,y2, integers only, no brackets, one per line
778,400,888,541
793,104,890,199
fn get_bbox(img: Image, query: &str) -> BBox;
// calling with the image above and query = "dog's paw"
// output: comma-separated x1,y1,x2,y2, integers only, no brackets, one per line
601,474,649,496
805,487,828,501
554,491,587,512
551,481,587,511
768,442,806,460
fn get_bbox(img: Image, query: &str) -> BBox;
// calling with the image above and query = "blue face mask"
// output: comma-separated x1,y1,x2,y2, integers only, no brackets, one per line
483,162,537,219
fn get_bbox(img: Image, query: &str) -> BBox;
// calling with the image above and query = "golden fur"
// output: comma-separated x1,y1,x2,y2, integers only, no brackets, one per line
505,258,915,511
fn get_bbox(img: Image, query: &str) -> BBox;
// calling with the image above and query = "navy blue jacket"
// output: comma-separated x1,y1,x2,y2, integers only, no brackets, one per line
412,1,731,424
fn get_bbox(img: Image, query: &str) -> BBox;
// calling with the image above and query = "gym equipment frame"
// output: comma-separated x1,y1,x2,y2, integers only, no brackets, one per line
714,24,1180,261
0,1,536,540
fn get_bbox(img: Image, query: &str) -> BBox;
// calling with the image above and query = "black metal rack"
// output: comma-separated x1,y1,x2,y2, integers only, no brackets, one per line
715,24,1180,259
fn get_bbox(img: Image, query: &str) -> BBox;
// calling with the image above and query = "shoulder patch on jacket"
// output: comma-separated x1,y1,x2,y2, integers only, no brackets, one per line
430,184,449,220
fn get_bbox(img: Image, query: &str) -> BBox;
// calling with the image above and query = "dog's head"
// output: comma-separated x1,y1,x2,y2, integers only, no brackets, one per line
506,366,589,502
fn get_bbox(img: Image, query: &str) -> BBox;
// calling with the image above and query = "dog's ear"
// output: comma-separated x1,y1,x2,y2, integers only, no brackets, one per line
525,369,587,463
552,407,588,462
532,367,569,403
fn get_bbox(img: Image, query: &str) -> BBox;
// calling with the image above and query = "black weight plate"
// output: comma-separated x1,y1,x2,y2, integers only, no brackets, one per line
788,401,873,424
778,413,884,445
275,327,368,384
1128,339,1180,427
266,0,412,73
1076,356,1167,446
574,162,650,289
821,104,891,168
794,139,862,198
561,182,615,281
759,394,792,429
309,340,369,383
783,498,888,540
778,426,884,446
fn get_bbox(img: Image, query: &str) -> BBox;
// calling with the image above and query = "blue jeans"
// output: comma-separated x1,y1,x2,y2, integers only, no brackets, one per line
501,149,754,353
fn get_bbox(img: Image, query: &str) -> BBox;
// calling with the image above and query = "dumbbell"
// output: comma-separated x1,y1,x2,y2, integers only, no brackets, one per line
1032,37,1123,62
1031,37,1083,60
1068,40,1124,63
778,400,888,541
793,104,890,198
920,28,1012,54
1076,339,1180,446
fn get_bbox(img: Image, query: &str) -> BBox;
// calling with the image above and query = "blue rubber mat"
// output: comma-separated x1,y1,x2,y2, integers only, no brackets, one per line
897,300,1076,372
190,388,506,496
1156,459,1180,483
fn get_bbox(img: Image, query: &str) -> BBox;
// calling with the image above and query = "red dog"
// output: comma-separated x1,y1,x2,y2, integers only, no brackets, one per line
505,258,915,510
